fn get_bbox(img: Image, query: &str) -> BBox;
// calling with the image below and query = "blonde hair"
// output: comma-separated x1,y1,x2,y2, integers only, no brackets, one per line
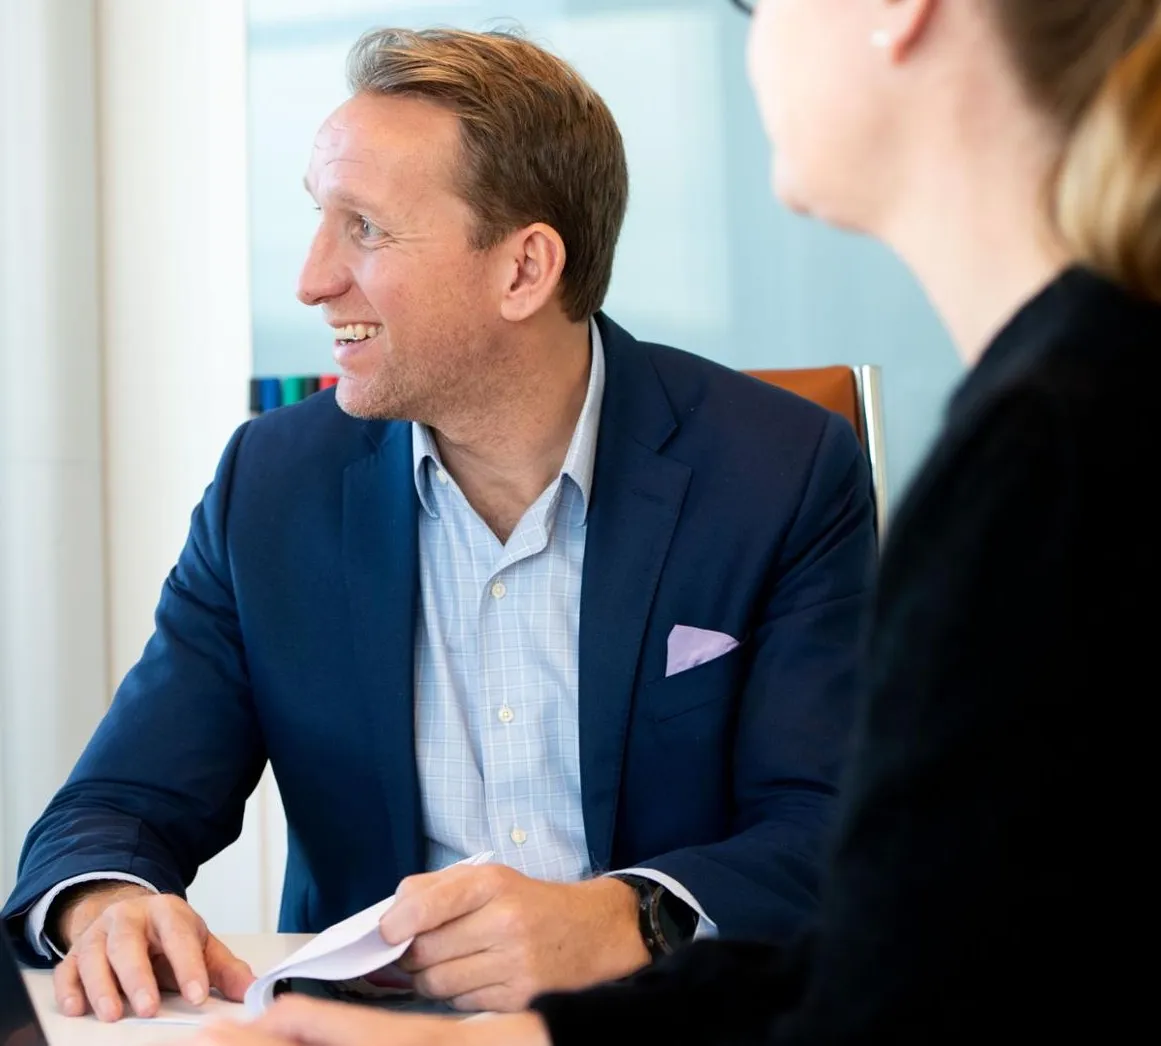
347,28,628,322
992,2,1161,300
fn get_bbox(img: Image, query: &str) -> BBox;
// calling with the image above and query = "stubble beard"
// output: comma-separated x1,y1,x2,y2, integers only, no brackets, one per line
334,341,486,427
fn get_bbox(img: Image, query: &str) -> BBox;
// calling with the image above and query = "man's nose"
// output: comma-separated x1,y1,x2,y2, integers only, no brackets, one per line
297,228,348,306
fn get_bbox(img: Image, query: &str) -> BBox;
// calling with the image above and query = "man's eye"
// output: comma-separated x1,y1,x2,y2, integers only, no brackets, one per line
359,217,385,239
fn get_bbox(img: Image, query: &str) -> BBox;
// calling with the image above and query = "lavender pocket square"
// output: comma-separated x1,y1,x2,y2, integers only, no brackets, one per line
666,625,740,678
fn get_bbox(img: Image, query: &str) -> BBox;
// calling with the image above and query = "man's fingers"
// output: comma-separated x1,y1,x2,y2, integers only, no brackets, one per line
51,893,224,1023
106,922,162,1017
381,866,504,945
398,908,495,973
152,953,181,993
205,934,256,1001
449,984,524,1014
411,952,504,1003
51,953,88,1018
392,870,440,898
72,930,124,1022
150,901,211,1004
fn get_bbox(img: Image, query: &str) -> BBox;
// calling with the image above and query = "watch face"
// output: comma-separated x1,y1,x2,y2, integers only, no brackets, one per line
656,891,698,949
612,875,695,958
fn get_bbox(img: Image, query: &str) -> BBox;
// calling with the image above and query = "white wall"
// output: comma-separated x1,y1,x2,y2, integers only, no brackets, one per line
96,0,283,933
0,0,109,900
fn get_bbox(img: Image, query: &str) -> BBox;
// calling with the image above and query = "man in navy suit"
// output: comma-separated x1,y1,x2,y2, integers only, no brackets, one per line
1,28,874,1022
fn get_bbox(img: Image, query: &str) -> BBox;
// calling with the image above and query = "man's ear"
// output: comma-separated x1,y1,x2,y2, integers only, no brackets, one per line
498,223,567,322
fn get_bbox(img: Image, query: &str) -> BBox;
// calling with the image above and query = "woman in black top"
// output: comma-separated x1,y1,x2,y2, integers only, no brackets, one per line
191,1,1161,1044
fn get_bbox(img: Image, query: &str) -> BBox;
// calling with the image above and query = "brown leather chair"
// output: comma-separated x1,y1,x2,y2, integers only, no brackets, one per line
746,365,888,536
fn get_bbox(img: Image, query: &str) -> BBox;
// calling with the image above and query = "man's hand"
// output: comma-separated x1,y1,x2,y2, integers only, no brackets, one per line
51,883,254,1022
379,864,649,1011
173,996,551,1046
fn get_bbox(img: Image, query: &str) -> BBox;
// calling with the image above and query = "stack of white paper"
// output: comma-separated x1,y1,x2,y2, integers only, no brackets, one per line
243,850,494,1015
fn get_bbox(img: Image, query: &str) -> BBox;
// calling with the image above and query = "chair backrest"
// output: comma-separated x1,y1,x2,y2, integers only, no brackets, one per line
746,365,888,538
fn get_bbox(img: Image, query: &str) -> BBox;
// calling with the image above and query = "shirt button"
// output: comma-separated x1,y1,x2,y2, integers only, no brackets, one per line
498,704,515,724
491,581,507,600
510,827,528,846
435,469,449,485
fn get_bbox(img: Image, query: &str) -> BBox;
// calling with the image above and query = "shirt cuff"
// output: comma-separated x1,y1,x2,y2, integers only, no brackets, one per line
25,872,159,959
606,867,718,940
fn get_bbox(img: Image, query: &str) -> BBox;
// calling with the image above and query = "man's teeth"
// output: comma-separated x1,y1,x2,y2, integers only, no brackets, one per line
335,323,381,341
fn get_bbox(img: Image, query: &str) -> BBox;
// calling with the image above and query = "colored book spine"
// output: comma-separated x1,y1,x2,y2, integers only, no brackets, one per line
250,375,335,414
258,377,282,413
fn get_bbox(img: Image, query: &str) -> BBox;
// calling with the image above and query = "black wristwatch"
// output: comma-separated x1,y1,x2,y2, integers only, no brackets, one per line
611,874,698,961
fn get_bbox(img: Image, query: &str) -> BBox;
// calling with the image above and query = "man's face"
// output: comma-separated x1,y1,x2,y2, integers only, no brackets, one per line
299,92,502,422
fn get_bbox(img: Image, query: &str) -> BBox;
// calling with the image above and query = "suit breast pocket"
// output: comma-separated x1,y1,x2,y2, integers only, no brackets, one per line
641,643,748,723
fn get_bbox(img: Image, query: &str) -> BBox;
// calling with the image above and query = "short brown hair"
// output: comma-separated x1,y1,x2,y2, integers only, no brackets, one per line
347,27,629,322
989,1,1161,301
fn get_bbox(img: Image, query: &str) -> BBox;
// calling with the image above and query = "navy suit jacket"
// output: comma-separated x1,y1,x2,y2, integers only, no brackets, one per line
3,315,875,965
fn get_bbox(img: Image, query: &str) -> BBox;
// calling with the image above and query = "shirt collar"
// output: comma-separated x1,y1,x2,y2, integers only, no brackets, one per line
412,318,606,524
411,420,443,519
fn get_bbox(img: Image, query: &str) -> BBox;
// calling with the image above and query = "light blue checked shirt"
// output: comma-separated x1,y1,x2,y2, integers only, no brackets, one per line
412,321,714,937
412,328,599,881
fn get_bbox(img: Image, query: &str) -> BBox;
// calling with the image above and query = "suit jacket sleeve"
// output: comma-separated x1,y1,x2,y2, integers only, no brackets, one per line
2,422,267,965
638,413,877,941
534,390,1076,1045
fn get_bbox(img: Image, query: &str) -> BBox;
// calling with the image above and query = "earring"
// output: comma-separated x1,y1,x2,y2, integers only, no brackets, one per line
870,29,892,49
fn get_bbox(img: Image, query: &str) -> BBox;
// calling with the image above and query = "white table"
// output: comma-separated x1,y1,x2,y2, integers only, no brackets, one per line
21,933,314,1044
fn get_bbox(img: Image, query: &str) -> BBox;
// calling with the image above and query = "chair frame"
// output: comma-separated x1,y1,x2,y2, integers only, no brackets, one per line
853,365,888,539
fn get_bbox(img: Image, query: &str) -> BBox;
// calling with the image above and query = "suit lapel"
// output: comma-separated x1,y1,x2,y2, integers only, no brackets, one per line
343,422,424,880
579,316,690,870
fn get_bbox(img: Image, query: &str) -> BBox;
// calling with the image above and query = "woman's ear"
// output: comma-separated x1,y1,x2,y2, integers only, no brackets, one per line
872,0,937,63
